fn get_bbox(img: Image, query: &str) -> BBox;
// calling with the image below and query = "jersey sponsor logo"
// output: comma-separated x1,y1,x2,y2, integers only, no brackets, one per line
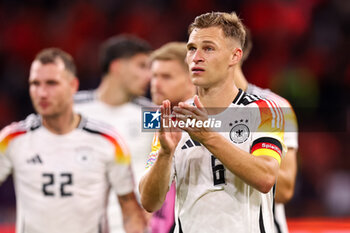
229,120,250,144
143,110,161,129
181,139,201,150
26,154,43,164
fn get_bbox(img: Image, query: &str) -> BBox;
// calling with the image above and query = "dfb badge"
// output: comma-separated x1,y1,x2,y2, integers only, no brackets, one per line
230,123,250,144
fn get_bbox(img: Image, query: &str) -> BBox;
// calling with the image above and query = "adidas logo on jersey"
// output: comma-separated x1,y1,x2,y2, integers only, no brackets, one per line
181,139,201,150
26,154,43,164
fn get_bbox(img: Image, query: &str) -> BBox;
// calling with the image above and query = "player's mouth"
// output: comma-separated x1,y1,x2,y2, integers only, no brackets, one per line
191,67,205,75
39,101,50,109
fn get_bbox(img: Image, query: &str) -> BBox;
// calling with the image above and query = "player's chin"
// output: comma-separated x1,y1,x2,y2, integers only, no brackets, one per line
35,108,55,117
192,77,207,87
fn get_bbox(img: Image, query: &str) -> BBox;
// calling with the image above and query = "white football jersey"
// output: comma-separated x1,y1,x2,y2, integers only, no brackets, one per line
0,114,133,233
247,84,298,149
145,89,286,233
74,90,154,232
247,83,299,233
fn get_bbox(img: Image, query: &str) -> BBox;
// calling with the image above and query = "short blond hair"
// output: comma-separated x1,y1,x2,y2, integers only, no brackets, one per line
241,28,253,64
150,42,188,72
188,12,246,48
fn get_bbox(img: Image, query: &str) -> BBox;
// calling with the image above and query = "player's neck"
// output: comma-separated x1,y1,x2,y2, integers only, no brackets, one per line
42,110,81,135
97,74,131,106
233,66,248,91
176,88,197,107
197,77,239,115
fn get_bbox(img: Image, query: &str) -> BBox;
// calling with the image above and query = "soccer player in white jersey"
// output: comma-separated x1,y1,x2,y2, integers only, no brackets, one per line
140,12,286,233
148,42,196,233
233,29,298,233
0,48,145,233
74,35,154,232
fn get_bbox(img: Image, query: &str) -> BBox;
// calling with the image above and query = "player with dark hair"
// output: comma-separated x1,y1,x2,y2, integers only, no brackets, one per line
0,48,145,233
74,35,153,232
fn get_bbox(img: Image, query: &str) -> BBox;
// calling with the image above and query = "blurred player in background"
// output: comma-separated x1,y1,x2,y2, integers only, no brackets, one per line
148,42,196,233
74,35,153,233
140,12,286,232
0,48,145,233
234,29,298,233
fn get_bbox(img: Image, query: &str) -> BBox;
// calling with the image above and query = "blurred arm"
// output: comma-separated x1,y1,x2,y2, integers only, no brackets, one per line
118,192,147,233
139,149,174,212
275,148,297,203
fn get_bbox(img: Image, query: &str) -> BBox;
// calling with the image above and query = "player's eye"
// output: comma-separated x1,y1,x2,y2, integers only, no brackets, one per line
29,81,40,86
46,80,58,86
204,46,214,52
187,46,196,52
139,62,147,69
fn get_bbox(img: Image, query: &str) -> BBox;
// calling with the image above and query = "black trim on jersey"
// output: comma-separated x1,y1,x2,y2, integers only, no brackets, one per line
77,115,87,129
98,222,102,233
251,137,283,153
178,218,183,233
82,127,101,136
272,184,283,233
74,90,96,103
259,205,266,233
192,139,201,146
238,92,262,106
30,124,41,131
185,139,194,148
169,222,175,233
232,88,244,104
29,115,42,131
181,139,201,150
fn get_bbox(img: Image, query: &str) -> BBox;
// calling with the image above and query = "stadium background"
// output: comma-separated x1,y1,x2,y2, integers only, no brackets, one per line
0,0,349,232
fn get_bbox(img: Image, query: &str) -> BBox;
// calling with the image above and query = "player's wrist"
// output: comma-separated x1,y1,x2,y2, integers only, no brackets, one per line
198,131,219,146
158,147,173,157
158,147,174,158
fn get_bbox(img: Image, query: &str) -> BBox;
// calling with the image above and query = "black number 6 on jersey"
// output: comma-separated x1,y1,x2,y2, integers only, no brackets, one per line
211,155,226,185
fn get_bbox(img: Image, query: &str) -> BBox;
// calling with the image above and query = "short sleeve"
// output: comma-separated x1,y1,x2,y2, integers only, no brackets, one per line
251,99,287,165
106,131,135,196
0,126,17,184
283,106,298,149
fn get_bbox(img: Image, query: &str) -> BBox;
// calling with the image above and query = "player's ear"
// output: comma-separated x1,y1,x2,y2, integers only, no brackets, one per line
109,59,123,75
229,48,243,66
70,76,79,94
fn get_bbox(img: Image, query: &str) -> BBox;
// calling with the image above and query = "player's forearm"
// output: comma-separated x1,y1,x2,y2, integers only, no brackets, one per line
203,133,279,193
275,149,297,203
119,193,147,233
275,170,294,203
123,208,147,233
139,150,173,212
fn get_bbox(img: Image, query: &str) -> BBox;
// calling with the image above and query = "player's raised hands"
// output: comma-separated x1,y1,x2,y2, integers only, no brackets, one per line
158,100,181,156
172,95,214,144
